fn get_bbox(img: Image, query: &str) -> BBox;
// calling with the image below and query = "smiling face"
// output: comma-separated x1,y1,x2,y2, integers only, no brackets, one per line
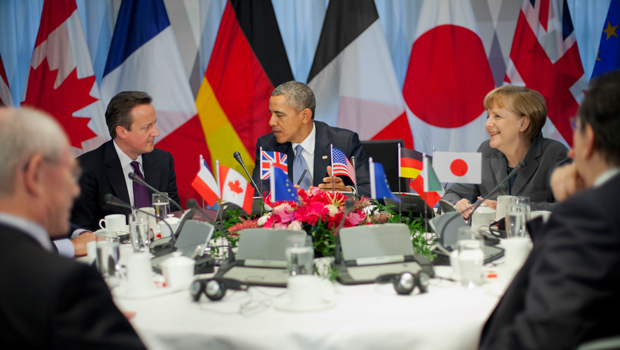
485,104,530,153
268,95,312,144
117,104,159,159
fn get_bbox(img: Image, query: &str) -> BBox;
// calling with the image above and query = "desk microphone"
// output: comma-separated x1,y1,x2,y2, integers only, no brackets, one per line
334,199,354,265
104,193,176,243
128,172,183,212
187,199,235,264
467,160,526,226
233,151,261,196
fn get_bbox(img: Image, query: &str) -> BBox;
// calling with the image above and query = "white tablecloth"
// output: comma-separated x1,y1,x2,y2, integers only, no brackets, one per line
114,266,511,350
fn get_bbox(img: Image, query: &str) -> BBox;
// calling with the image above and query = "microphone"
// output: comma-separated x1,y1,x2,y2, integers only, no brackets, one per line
467,160,526,225
233,151,261,196
334,199,355,265
187,199,235,264
104,193,176,243
128,172,183,212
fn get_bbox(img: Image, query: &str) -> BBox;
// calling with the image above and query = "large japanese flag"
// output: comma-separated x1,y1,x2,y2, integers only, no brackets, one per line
100,0,210,205
218,164,254,214
22,0,107,155
505,0,587,147
402,0,495,153
0,54,13,106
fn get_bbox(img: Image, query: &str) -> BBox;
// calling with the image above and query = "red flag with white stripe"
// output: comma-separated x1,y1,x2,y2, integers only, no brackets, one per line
218,163,254,214
0,55,12,107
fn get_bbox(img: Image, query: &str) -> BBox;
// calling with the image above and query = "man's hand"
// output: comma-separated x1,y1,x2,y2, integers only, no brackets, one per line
71,231,95,256
551,162,585,202
455,198,473,219
319,166,353,192
477,197,497,210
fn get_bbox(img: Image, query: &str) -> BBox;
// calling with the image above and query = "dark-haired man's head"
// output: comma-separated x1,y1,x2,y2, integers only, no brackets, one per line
268,81,316,144
106,91,159,160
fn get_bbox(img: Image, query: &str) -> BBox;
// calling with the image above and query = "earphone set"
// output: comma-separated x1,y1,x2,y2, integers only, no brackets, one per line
375,271,430,295
190,278,249,301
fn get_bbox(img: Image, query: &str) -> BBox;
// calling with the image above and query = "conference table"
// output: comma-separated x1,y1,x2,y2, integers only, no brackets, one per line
112,263,517,350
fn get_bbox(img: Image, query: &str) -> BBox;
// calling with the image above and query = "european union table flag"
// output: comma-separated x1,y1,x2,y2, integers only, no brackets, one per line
270,167,299,203
369,158,400,202
591,0,619,79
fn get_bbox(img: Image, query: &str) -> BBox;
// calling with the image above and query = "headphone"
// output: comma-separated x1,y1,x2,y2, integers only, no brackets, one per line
375,271,430,295
190,278,249,301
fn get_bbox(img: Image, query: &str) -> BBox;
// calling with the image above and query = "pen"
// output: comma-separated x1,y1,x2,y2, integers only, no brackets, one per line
296,168,308,186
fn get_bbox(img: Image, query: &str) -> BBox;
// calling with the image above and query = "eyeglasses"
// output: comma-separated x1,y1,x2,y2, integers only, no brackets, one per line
23,154,82,183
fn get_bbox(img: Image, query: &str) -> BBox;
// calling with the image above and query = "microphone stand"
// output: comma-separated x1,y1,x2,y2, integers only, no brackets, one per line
334,199,354,265
128,172,183,212
233,151,263,216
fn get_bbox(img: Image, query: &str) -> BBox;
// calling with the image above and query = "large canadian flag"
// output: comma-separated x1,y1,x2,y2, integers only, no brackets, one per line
402,0,495,153
505,0,587,147
0,54,13,107
22,0,108,155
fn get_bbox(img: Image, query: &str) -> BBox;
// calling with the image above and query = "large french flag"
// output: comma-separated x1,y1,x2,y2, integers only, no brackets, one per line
0,54,12,106
505,0,586,146
196,0,294,177
21,0,107,155
402,0,495,154
307,0,413,148
100,0,209,205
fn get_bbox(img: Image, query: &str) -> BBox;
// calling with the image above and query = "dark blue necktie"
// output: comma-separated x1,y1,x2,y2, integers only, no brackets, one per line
130,161,150,208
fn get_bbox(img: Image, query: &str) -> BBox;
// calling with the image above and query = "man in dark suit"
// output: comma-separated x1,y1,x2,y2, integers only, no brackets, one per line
251,81,370,197
479,70,620,349
0,107,145,348
71,91,179,231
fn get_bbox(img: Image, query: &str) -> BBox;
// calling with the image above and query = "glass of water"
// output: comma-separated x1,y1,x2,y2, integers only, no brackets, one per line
95,232,120,283
129,212,150,251
511,196,531,221
506,210,527,238
152,192,170,223
458,238,484,288
285,235,314,276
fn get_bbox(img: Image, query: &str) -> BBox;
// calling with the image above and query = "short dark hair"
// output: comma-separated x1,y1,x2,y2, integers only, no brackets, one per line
105,91,153,139
578,70,620,166
272,81,316,118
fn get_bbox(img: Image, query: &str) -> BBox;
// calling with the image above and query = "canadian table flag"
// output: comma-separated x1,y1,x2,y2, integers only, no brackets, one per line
218,162,254,214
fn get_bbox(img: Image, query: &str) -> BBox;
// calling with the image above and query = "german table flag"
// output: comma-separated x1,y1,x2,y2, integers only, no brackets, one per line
399,147,424,179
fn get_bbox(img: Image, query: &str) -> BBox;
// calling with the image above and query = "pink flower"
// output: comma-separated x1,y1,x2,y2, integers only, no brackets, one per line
324,204,339,217
288,220,303,231
345,211,365,227
257,214,270,227
273,203,295,224
274,222,288,230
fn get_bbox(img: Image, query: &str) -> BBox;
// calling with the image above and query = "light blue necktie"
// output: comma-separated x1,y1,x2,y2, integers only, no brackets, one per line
293,145,311,190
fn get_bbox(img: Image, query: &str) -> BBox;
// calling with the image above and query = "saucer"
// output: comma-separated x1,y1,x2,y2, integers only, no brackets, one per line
274,298,336,313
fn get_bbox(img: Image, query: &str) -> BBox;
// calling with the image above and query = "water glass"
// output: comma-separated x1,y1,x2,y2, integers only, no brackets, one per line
506,210,527,238
458,239,484,288
95,233,120,280
511,196,531,220
152,192,170,222
129,212,150,251
285,235,314,276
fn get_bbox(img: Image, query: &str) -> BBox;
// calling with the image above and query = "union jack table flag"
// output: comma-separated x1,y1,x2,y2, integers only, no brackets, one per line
261,148,288,180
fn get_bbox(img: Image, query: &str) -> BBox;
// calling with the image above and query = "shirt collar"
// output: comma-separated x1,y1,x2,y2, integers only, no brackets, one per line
292,122,316,155
594,167,620,187
113,140,143,168
0,213,54,252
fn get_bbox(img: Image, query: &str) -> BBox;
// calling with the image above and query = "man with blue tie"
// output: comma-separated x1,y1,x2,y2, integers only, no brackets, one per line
252,81,370,197
71,91,179,231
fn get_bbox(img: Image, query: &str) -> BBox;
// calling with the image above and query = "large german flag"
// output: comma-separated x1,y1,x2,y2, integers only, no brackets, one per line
399,147,424,179
195,0,294,175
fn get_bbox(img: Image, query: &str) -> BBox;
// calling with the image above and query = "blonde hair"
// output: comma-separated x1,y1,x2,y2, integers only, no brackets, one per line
483,85,547,142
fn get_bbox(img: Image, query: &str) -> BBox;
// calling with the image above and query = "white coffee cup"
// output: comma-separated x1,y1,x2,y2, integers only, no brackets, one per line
127,252,154,295
472,206,496,230
501,237,533,267
138,207,160,234
86,241,97,265
495,195,516,220
160,252,195,289
287,275,321,307
99,214,126,233
158,215,180,237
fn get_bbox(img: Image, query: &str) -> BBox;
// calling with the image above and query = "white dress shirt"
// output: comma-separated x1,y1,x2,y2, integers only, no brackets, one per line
292,122,316,184
113,140,144,207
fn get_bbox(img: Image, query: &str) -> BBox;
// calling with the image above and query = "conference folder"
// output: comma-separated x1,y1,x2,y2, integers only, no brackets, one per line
336,224,435,285
215,229,307,287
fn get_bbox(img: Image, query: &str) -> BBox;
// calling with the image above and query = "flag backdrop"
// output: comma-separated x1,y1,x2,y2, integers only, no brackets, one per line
590,0,619,79
22,0,107,155
402,0,495,154
195,0,294,181
504,0,587,146
307,0,414,149
99,0,208,205
0,54,12,106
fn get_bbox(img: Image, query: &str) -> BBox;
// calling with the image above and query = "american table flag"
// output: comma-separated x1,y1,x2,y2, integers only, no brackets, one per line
261,149,288,180
331,147,356,185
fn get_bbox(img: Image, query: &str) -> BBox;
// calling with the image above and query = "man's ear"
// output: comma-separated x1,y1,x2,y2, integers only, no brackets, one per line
301,108,313,123
583,123,596,160
23,154,45,197
116,125,126,139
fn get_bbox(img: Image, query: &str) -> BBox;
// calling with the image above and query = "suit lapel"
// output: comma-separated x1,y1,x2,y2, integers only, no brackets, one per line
511,136,542,195
104,141,132,215
490,149,508,195
313,122,331,187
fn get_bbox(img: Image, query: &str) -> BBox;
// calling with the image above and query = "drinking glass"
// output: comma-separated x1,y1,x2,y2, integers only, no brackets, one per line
285,235,314,277
152,192,170,223
506,210,527,238
511,196,531,221
129,212,150,251
95,232,120,282
458,239,484,288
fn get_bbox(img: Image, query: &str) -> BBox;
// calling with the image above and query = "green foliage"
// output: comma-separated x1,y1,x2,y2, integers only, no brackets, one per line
307,220,336,258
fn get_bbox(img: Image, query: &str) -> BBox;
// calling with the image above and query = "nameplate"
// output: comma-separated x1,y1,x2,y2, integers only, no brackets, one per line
355,255,405,266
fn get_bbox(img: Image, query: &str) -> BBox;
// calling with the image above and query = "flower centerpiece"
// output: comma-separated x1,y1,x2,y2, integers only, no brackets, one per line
225,186,435,260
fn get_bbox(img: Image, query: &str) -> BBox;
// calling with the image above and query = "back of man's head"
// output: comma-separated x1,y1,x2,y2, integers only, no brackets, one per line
272,81,316,118
578,70,620,166
0,107,67,196
105,91,152,139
